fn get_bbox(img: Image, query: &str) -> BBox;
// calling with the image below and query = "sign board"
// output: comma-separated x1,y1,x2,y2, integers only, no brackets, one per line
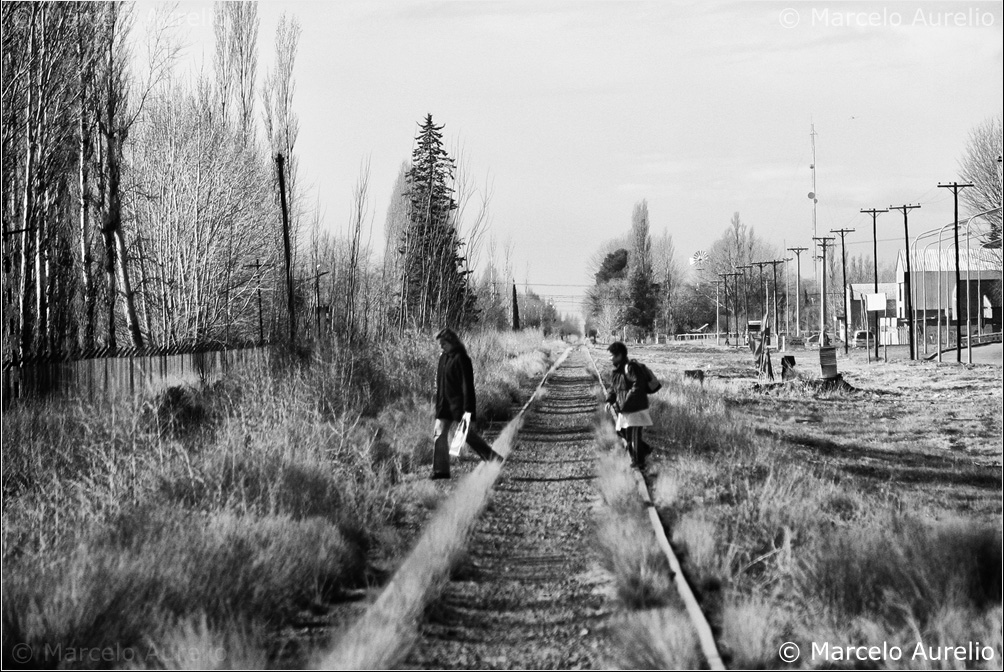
865,293,886,312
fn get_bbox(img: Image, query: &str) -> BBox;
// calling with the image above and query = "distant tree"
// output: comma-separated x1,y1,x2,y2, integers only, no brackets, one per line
585,279,628,339
705,212,781,322
399,114,474,329
957,115,1002,246
519,290,558,334
625,200,657,334
672,282,717,333
380,162,410,331
652,231,682,333
214,2,259,144
595,249,629,284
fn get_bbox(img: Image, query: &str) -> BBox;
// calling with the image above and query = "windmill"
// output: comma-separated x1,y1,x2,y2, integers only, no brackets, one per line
689,250,709,267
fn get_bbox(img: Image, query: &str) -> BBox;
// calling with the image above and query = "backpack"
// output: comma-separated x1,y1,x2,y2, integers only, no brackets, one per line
630,359,662,394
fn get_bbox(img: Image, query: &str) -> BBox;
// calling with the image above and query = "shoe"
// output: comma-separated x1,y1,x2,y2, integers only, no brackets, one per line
487,451,504,463
430,472,450,480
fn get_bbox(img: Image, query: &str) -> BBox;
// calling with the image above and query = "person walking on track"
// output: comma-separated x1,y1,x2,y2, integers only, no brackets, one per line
432,328,504,479
604,341,652,469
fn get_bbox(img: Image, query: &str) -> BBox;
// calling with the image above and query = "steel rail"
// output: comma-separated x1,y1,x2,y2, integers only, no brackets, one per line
317,345,573,670
582,345,727,671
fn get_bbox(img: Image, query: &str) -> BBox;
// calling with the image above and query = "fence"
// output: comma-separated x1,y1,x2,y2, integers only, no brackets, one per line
2,345,273,407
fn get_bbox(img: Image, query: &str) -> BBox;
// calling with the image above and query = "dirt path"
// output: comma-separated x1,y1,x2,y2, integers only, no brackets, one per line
401,348,622,669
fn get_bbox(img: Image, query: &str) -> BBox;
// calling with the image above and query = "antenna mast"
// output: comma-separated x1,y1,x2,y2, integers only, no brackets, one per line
809,122,820,330
810,123,818,240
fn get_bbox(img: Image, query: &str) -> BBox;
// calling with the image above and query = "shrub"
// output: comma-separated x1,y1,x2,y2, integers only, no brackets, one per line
3,509,362,668
594,434,675,609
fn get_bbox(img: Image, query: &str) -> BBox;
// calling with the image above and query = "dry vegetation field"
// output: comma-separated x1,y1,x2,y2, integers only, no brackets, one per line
620,340,1002,669
1,330,558,669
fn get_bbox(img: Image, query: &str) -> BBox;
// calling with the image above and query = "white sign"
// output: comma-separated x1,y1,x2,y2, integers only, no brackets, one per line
866,293,887,312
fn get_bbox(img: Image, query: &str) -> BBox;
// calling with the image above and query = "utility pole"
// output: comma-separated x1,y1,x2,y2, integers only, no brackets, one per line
938,182,973,362
714,279,722,345
767,260,784,345
728,272,742,342
276,154,295,346
830,228,855,354
719,274,730,342
783,256,793,340
244,259,265,345
753,261,769,318
890,204,920,360
809,123,820,332
861,208,888,361
738,265,751,332
787,247,807,336
813,237,834,345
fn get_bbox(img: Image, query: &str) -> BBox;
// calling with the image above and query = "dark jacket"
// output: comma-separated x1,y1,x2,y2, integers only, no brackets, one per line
436,347,477,422
606,360,649,414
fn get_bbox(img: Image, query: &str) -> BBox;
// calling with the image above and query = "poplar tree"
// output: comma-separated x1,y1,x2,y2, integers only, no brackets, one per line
626,200,658,333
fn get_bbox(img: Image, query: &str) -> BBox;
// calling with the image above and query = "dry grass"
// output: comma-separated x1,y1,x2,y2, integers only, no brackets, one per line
717,597,791,669
2,329,555,669
593,428,675,611
608,607,702,670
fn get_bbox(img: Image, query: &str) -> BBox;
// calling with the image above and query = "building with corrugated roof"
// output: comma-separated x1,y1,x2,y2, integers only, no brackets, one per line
894,247,1001,330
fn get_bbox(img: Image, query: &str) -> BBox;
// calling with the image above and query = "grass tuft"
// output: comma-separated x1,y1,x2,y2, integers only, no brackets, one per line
593,433,675,610
797,516,1002,624
609,608,702,670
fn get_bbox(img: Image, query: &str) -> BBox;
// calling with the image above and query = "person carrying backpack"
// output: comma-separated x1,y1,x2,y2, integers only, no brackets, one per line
604,341,654,469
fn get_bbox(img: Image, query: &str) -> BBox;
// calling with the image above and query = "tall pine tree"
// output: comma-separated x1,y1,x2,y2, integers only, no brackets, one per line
399,115,475,329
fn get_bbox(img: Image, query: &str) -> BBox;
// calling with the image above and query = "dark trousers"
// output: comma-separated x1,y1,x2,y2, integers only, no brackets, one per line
619,426,649,466
433,419,499,476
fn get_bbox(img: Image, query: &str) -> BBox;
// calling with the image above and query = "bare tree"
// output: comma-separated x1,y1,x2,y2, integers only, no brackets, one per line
93,2,177,350
451,141,493,326
262,13,301,337
214,1,259,145
345,160,370,343
651,231,681,333
958,115,1002,244
128,76,273,345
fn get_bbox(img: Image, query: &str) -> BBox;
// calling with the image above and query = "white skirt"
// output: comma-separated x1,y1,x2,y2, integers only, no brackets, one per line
616,409,653,430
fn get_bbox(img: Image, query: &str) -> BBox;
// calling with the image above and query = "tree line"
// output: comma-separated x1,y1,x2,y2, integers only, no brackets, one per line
584,205,901,339
2,2,518,365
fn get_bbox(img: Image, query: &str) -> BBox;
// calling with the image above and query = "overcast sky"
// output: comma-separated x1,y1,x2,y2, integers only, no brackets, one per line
148,0,1003,315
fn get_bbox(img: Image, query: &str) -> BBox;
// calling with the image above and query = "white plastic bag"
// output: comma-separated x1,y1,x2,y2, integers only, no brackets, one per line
449,415,470,457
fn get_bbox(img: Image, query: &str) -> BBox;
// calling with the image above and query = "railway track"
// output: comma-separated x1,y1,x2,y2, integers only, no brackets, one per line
319,346,723,670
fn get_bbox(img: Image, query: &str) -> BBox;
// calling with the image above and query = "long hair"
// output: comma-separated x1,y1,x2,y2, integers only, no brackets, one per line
435,327,468,356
